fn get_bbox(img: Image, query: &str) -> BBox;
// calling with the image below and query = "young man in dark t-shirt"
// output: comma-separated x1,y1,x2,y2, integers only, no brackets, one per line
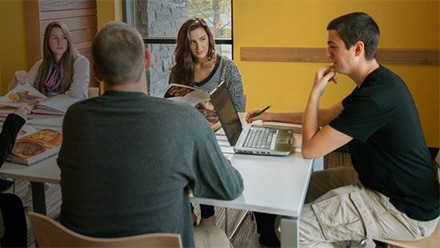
246,12,439,248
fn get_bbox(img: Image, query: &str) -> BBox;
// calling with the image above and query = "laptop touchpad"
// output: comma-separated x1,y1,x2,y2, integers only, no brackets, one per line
277,137,292,144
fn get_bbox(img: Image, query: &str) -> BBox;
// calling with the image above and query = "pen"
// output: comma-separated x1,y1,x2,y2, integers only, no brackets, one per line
252,105,271,117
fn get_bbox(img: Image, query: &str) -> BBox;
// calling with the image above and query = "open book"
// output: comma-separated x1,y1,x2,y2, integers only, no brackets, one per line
163,84,221,131
8,128,62,165
0,84,80,116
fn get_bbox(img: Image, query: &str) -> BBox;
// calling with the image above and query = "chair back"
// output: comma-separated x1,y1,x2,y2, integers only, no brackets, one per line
376,221,439,248
28,212,182,247
88,87,100,98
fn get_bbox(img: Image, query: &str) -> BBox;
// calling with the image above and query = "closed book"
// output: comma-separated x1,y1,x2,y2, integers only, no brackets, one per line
8,129,62,165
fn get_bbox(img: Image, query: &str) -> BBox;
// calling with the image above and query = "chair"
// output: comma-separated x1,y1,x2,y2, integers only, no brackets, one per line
375,222,440,248
375,149,440,248
28,212,182,247
88,87,100,98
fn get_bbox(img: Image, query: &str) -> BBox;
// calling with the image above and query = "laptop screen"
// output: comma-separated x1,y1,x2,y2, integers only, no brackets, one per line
210,82,242,146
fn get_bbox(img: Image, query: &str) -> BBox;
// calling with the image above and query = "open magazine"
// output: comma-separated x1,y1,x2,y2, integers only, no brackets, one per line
163,84,221,131
0,84,80,116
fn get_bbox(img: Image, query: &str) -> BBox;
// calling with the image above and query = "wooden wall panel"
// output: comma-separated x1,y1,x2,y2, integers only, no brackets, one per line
240,47,440,65
41,15,98,31
39,0,96,11
24,0,98,86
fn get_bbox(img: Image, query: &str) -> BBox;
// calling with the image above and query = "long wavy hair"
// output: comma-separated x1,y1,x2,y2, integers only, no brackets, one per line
171,17,216,86
36,21,79,95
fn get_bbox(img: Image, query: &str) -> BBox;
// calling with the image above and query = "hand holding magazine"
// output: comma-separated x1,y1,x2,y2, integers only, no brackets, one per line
0,84,80,116
163,84,221,131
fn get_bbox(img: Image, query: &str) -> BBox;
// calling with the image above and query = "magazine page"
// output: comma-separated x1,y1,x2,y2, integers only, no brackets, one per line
32,94,80,115
163,84,211,106
163,84,220,131
0,84,47,108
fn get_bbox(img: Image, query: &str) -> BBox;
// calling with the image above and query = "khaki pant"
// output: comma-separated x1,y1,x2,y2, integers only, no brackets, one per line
194,225,232,248
278,166,439,248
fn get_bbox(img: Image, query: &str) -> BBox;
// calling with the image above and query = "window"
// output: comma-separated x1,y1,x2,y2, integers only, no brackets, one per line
123,0,232,96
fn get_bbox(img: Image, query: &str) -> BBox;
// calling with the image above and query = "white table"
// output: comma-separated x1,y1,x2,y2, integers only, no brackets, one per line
0,116,314,248
192,152,313,247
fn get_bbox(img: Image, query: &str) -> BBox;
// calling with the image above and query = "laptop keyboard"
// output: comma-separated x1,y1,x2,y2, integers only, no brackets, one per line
244,128,277,149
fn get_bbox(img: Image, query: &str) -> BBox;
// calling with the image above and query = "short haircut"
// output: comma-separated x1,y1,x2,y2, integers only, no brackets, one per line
327,12,380,60
92,21,145,85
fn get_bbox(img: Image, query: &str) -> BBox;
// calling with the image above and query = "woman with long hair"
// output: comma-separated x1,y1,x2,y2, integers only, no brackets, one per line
169,17,244,112
9,21,89,99
169,17,245,226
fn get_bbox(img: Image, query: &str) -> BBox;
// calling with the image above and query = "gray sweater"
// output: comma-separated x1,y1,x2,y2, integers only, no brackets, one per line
58,91,243,247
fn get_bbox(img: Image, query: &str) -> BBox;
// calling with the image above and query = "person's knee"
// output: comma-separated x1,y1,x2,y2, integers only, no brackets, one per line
0,194,23,209
193,225,232,247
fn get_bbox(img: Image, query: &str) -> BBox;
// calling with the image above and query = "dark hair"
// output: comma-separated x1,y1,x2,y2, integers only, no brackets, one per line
171,17,216,86
327,12,380,60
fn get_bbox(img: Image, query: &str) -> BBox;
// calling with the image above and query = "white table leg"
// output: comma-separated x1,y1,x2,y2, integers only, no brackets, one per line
280,216,299,248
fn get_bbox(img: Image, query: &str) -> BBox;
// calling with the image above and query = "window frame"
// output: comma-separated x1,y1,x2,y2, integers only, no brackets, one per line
122,0,234,58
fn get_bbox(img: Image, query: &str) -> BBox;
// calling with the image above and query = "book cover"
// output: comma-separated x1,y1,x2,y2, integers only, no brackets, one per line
8,129,62,165
163,84,221,131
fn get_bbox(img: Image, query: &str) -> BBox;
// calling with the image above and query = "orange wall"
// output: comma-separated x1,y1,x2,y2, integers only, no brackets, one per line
233,0,440,147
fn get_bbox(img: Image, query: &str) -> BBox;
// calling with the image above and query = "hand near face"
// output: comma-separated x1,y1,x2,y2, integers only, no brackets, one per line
311,65,337,97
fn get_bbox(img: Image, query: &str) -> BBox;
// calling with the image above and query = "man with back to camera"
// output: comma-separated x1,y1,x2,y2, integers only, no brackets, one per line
58,21,243,247
246,12,439,247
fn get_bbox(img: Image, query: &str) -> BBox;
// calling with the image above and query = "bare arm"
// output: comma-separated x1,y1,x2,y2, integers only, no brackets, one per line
245,110,302,124
301,65,352,159
245,103,342,126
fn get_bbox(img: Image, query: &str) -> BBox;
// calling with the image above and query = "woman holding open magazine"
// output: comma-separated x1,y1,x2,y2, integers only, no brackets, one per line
169,17,244,112
169,17,245,227
9,21,89,100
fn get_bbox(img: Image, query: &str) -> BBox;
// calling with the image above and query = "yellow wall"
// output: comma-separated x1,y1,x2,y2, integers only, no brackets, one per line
1,0,438,147
97,0,122,28
0,0,121,94
0,0,27,94
233,0,440,147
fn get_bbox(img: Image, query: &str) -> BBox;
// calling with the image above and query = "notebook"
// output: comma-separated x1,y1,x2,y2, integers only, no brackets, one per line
210,82,294,156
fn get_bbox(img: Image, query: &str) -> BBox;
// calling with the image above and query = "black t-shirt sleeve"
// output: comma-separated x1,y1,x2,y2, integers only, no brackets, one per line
0,114,25,166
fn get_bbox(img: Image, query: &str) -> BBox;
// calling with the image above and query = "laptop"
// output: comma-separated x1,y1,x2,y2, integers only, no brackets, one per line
210,82,294,156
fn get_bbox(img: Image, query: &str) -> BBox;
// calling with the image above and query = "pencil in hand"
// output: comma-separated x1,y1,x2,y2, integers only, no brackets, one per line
252,105,271,117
